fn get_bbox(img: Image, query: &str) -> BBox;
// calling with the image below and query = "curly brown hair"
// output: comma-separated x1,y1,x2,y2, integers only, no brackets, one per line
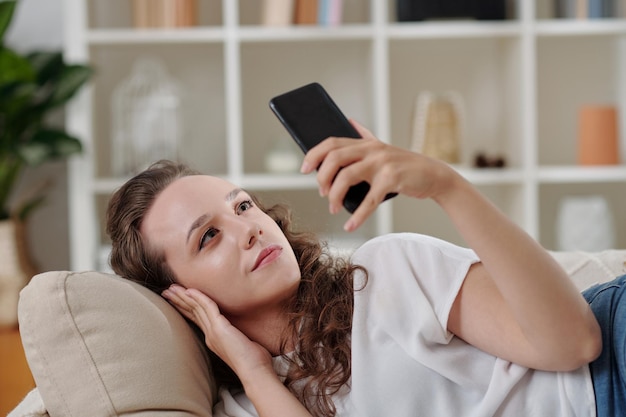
105,160,365,417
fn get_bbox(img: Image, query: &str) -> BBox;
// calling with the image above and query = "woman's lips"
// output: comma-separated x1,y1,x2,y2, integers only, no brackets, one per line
253,245,282,271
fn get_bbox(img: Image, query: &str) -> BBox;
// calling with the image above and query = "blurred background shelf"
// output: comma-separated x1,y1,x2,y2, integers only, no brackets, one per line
65,0,626,271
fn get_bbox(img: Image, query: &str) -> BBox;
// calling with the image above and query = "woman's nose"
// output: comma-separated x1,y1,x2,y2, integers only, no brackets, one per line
246,223,262,248
229,217,262,248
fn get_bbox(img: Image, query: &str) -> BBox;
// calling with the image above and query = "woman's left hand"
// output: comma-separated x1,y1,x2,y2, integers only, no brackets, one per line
300,120,454,232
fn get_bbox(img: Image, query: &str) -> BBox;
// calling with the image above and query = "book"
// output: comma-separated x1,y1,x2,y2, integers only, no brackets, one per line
318,0,343,26
576,0,588,18
295,0,318,25
328,0,343,26
588,0,604,18
131,0,197,28
555,0,577,18
261,0,295,26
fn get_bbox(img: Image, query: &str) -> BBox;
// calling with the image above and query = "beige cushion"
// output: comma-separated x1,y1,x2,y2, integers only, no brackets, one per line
18,270,216,416
549,249,626,290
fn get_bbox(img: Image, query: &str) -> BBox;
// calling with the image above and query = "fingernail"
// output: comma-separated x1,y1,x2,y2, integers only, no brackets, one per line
162,289,171,298
344,219,355,232
300,162,311,173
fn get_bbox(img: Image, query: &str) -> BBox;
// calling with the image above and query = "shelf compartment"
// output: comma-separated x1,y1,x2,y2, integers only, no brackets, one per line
392,183,526,247
89,43,228,178
388,36,523,168
238,0,371,27
539,183,626,250
88,0,223,29
536,36,621,165
240,40,374,175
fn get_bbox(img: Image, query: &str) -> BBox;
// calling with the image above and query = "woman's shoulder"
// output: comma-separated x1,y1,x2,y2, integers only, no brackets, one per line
351,232,478,265
354,232,454,254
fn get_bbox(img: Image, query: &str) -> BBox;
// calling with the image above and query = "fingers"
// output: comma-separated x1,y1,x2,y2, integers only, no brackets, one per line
329,163,396,231
162,285,219,334
299,123,397,231
162,284,194,318
300,118,372,175
303,137,378,194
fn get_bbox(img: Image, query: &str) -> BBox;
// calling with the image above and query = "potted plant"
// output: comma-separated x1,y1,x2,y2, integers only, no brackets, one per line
0,0,93,326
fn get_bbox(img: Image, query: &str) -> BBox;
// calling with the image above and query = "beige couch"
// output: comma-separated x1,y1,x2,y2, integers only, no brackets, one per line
9,250,626,416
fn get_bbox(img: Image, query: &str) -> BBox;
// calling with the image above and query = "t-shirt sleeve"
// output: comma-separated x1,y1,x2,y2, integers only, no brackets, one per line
212,387,259,417
351,233,480,347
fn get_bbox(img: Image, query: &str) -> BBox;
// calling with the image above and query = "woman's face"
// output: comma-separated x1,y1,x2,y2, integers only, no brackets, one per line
141,175,301,318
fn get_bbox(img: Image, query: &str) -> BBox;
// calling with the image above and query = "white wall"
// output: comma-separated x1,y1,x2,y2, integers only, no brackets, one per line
6,0,63,50
7,0,71,271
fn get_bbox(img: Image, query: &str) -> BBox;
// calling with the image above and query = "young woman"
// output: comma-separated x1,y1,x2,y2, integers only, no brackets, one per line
106,121,624,417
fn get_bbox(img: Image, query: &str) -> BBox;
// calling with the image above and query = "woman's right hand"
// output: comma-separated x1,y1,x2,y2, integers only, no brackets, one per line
162,284,274,384
163,285,314,416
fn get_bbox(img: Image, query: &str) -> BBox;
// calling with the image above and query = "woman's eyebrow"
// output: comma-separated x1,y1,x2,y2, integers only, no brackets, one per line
226,188,243,202
186,188,244,244
187,213,209,244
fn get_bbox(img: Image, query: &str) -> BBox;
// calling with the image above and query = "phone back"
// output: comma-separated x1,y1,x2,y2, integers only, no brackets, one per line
269,82,360,154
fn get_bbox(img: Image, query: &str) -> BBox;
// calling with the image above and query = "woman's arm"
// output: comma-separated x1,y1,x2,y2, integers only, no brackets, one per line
301,120,601,372
163,286,313,417
439,177,600,371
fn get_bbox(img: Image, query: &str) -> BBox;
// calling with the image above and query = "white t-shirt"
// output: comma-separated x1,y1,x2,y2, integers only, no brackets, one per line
213,233,597,416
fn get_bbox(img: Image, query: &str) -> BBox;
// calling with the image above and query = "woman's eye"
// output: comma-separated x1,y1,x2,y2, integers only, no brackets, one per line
199,227,219,249
236,199,254,214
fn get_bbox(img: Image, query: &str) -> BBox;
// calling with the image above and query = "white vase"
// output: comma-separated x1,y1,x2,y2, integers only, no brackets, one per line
556,196,616,252
0,219,37,328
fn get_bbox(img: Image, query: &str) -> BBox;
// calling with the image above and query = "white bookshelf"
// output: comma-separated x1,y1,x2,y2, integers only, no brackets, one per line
64,0,626,271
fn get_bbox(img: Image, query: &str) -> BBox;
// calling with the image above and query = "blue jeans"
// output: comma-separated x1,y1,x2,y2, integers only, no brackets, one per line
582,274,626,417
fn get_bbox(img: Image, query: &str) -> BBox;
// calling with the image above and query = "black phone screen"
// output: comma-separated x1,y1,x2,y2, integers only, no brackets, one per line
269,82,360,153
269,82,396,213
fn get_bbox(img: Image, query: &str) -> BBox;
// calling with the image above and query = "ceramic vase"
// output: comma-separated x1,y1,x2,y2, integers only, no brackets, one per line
577,105,620,165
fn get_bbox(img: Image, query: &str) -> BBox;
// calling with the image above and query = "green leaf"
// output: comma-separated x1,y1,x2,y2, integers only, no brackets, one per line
0,80,37,114
0,46,35,85
26,51,63,85
0,0,91,218
45,64,93,109
0,1,16,44
16,129,82,165
16,141,47,165
0,80,39,148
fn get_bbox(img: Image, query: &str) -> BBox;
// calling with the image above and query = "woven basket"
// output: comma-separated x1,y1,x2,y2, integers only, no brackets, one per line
0,219,38,327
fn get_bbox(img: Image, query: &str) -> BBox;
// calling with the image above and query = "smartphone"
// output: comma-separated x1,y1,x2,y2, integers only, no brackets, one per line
269,82,396,213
